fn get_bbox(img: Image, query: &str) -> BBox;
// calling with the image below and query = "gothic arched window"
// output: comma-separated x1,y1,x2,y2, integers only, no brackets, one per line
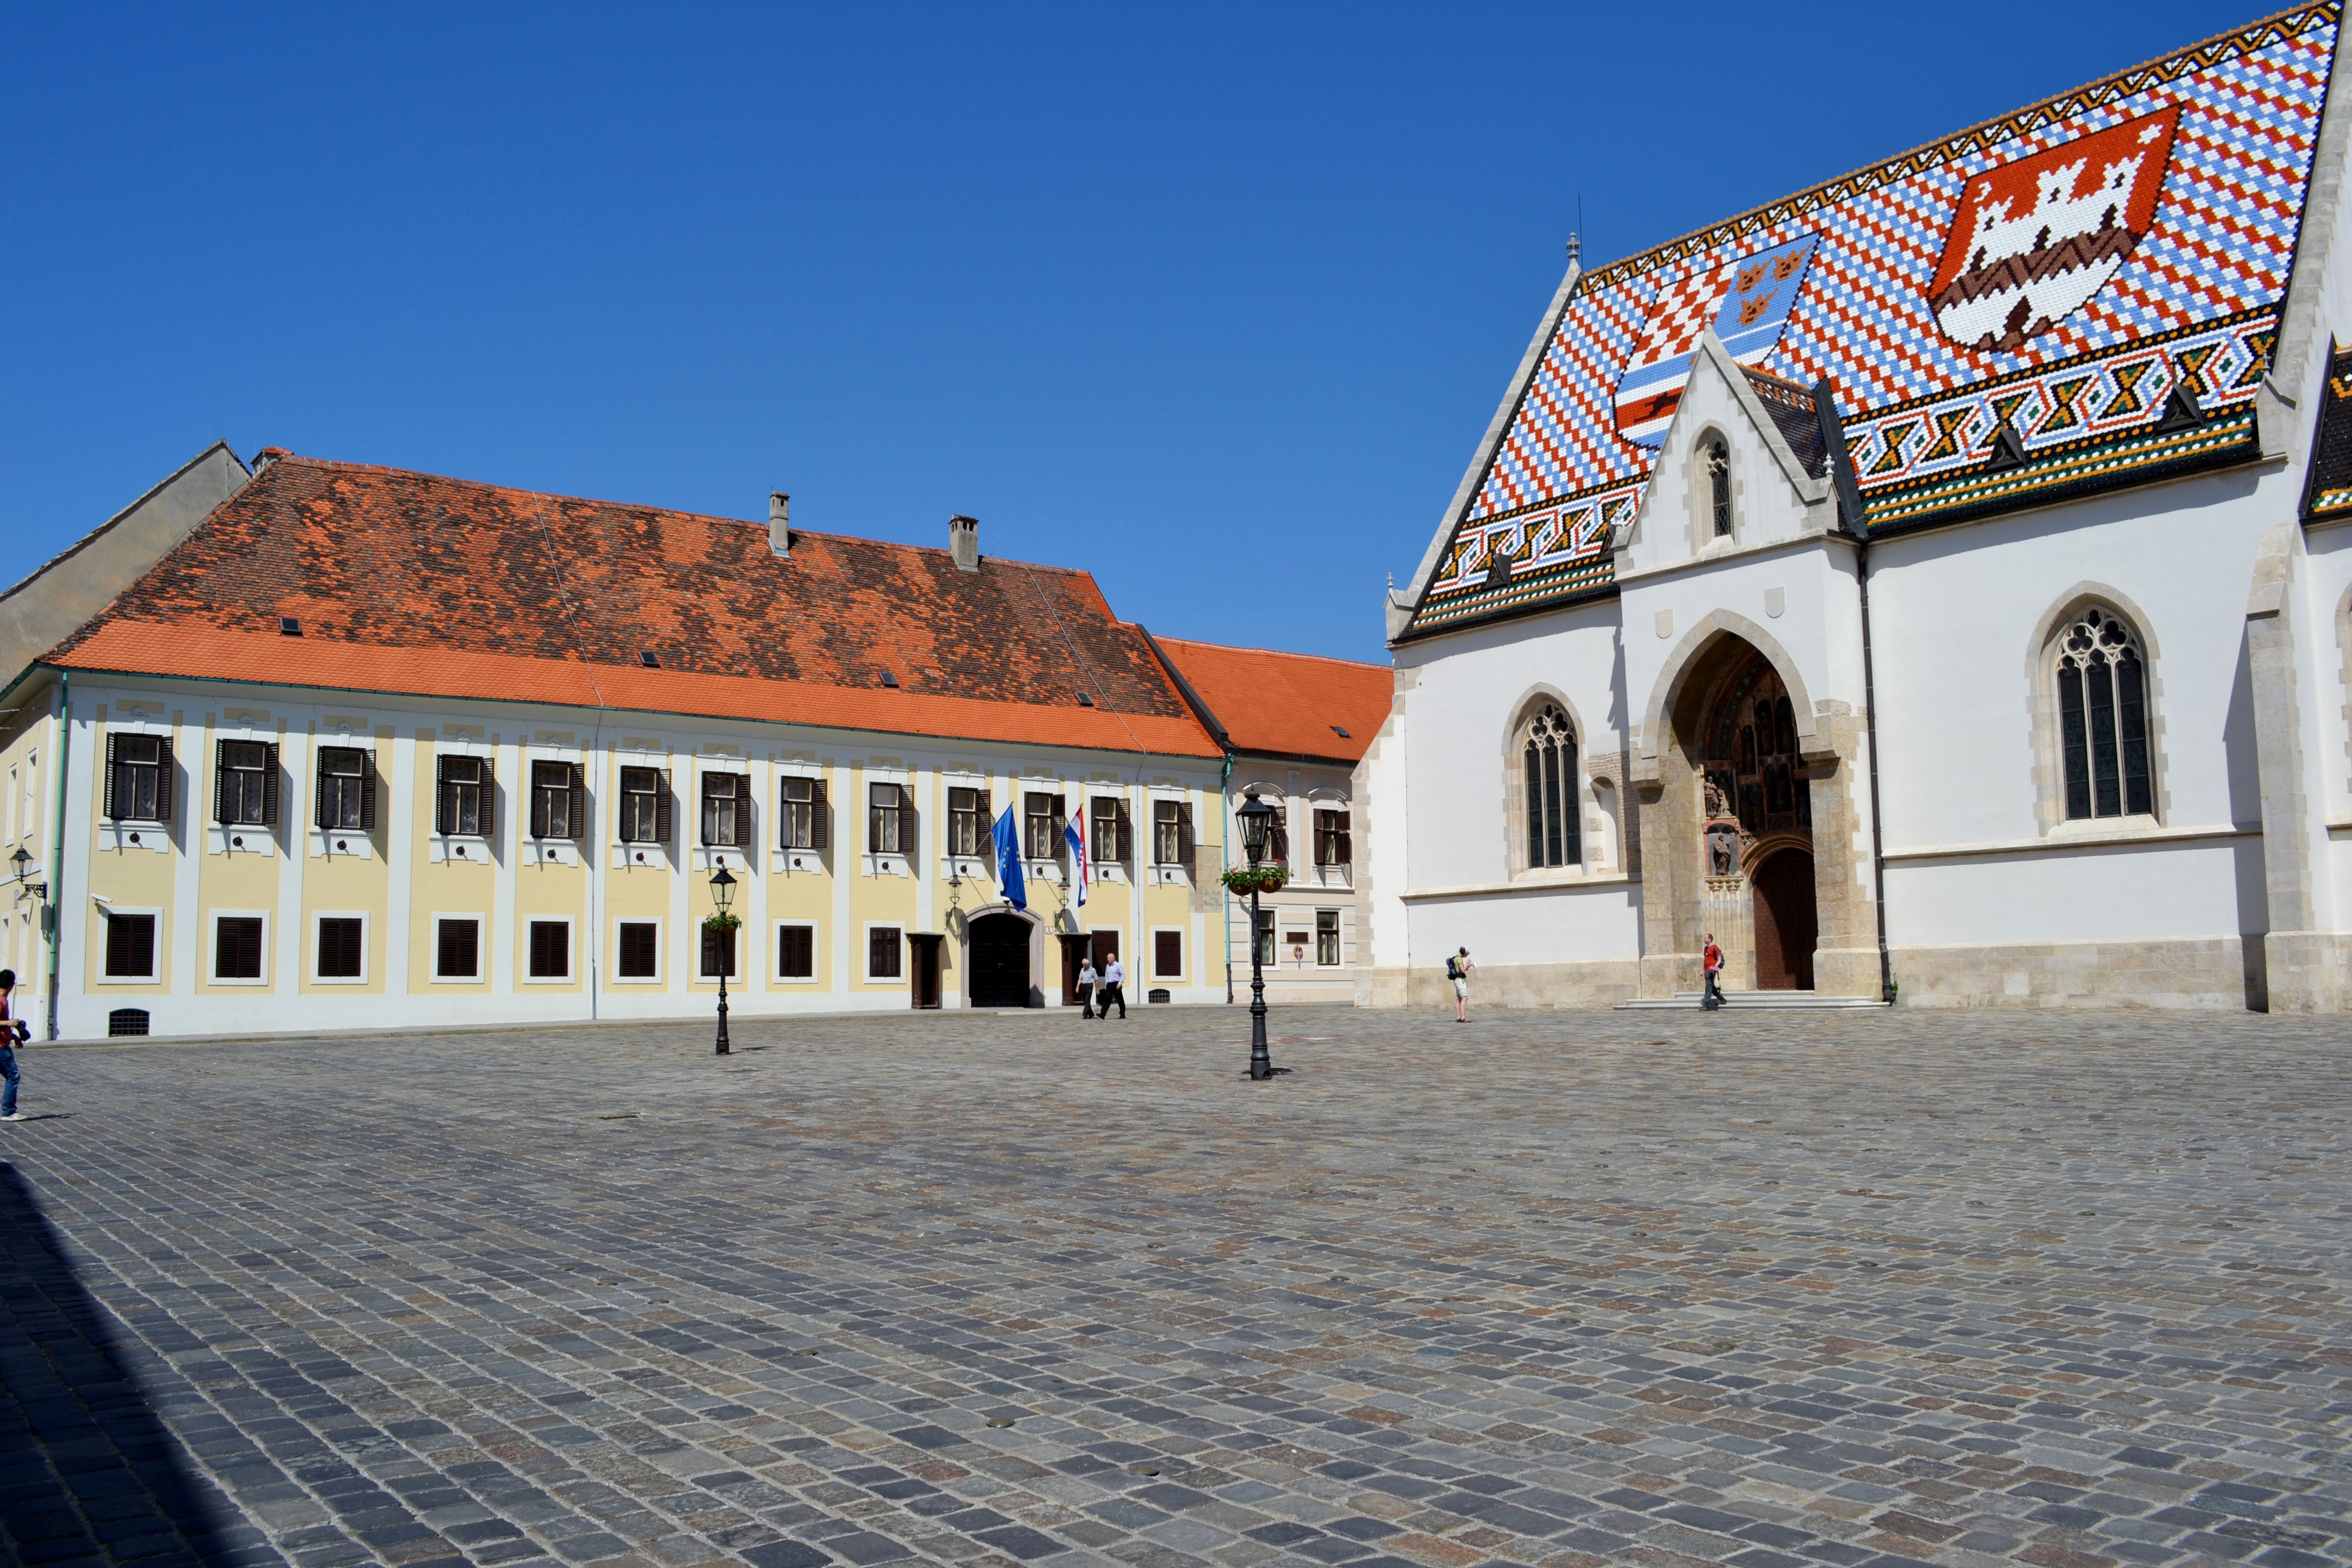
2054,608,2152,819
1521,704,1580,869
1705,439,1732,536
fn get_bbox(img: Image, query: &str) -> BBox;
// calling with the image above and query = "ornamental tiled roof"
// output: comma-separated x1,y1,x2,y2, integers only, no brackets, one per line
2302,342,2352,518
1151,637,1393,764
1406,4,2337,640
42,452,1224,757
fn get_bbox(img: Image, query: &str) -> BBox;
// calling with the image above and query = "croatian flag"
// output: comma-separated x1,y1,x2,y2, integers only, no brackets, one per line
1062,805,1089,909
992,805,1026,911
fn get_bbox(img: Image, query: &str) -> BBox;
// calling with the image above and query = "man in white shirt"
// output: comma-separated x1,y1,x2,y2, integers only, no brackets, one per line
1098,956,1127,1019
1076,957,1098,1018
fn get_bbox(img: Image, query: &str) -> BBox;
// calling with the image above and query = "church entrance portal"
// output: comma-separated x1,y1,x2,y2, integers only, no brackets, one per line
1751,849,1817,990
1697,646,1818,991
968,914,1033,1008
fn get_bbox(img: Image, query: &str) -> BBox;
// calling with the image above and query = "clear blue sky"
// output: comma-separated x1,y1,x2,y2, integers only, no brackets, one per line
3,2,2243,662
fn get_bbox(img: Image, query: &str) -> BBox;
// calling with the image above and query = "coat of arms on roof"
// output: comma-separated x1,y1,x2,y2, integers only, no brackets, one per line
1613,233,1819,446
1928,105,2183,354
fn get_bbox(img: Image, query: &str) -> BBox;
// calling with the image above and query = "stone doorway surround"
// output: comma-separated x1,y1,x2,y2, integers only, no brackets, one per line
1630,612,1876,999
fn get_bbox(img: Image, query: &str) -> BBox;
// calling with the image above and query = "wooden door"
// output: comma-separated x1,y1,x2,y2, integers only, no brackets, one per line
1751,849,1817,990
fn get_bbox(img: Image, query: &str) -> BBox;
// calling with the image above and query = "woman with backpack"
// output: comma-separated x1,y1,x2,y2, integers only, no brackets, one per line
1447,948,1475,1022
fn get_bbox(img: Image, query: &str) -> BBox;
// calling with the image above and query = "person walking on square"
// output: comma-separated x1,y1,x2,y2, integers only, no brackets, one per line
1097,954,1126,1019
1448,947,1474,1022
0,969,27,1121
1702,934,1726,1010
1076,955,1098,1019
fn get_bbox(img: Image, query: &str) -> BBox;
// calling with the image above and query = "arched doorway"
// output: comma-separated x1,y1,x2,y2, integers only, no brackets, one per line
968,913,1033,1008
1751,848,1817,990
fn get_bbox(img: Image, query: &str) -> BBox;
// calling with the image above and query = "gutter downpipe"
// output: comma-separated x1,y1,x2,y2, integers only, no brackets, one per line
1815,382,1895,1004
46,670,68,1039
1221,751,1233,1004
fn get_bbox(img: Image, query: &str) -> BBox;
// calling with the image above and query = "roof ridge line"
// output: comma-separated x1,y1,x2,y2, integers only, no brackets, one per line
1156,635,1392,671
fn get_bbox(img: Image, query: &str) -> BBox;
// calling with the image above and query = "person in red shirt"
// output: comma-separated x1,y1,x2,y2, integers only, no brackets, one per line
1701,935,1725,1011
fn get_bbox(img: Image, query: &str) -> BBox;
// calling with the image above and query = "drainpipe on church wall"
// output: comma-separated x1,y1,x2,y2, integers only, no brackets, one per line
1816,381,1896,1003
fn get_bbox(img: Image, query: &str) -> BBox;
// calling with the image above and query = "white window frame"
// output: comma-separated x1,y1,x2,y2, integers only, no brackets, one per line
863,921,907,984
101,716,175,854
208,910,272,987
522,917,575,984
95,905,165,984
610,917,663,985
862,766,915,877
429,913,486,984
311,910,372,986
775,920,820,984
1149,925,1186,982
1315,909,1344,968
521,745,585,866
429,740,495,864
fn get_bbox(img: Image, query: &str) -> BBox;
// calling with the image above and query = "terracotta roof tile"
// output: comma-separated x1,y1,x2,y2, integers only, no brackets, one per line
47,454,1221,757
1154,638,1392,763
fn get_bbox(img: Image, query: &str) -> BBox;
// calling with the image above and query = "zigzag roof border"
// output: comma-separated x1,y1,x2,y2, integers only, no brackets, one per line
1579,3,2339,292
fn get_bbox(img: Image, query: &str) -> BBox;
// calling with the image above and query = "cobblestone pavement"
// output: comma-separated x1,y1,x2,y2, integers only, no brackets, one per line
2,1006,2348,1568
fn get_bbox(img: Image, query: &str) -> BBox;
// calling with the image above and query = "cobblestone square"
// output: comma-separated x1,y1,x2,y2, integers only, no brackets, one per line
2,1006,2347,1568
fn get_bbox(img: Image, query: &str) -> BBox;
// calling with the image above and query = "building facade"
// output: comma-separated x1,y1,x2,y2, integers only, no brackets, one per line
0,453,1263,1038
1150,638,1393,1005
1366,5,2352,1011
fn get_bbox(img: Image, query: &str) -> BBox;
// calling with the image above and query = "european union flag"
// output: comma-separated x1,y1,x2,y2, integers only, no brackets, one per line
992,805,1026,911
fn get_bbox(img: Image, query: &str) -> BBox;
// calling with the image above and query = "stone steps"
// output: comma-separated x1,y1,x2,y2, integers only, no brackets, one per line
1615,991,1889,1011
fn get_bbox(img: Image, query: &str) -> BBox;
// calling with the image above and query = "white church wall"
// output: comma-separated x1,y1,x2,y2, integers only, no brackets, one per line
2299,522,2352,926
1885,840,2251,948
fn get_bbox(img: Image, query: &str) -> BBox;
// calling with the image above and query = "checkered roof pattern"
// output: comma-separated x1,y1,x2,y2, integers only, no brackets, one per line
1459,6,2335,529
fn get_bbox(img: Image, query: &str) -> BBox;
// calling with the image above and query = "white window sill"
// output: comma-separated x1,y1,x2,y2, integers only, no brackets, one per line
521,976,576,985
206,975,270,987
523,840,581,867
207,826,277,857
693,846,753,872
862,853,912,877
430,835,492,864
309,829,373,860
429,974,485,985
775,848,828,874
1882,819,2255,863
102,824,171,854
940,855,990,881
613,842,671,869
309,975,370,986
1147,866,1192,888
95,973,162,985
775,974,822,985
1024,860,1064,884
1094,863,1130,885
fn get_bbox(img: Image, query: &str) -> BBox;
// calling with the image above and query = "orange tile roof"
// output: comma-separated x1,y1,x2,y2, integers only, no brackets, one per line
1153,638,1392,763
45,453,1223,758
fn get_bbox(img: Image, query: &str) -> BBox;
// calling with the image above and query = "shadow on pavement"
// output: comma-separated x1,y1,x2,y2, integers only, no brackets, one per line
0,1161,264,1565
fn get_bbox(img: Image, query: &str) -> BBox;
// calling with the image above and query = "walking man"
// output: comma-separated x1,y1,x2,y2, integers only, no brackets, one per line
1076,954,1098,1018
1448,947,1475,1022
0,969,26,1121
1701,933,1725,1010
1097,954,1126,1019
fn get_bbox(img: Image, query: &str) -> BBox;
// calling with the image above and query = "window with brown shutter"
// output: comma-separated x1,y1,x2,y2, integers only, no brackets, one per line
527,920,569,978
530,760,584,841
1090,797,1130,864
1023,792,1063,860
620,767,669,843
104,912,157,977
616,922,658,978
777,923,816,978
317,747,375,831
701,924,737,978
1152,800,1184,865
214,916,263,979
868,782,912,855
1316,910,1340,966
868,926,903,979
215,741,277,826
435,918,480,979
316,917,364,978
947,787,989,857
436,755,491,836
1154,928,1183,979
106,734,172,823
1314,808,1352,868
780,776,831,850
701,772,748,847
1267,803,1291,868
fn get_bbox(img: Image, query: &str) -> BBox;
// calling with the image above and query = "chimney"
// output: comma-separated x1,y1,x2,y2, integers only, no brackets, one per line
769,493,791,558
949,513,979,572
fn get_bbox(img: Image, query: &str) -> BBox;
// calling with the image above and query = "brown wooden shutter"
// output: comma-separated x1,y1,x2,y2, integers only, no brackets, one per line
529,767,550,840
434,755,452,835
155,737,174,819
1335,811,1352,865
899,789,916,855
479,754,494,836
1120,801,1134,863
314,750,330,829
104,734,118,820
359,751,377,830
1177,802,1195,862
262,743,281,826
569,762,586,842
810,779,828,850
655,769,673,843
212,739,228,825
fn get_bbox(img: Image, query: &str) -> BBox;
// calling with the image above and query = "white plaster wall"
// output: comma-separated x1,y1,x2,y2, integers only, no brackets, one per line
1395,601,1626,893
2301,523,2352,923
1619,544,1867,748
1405,886,1639,968
1868,467,2276,856
1886,839,2259,947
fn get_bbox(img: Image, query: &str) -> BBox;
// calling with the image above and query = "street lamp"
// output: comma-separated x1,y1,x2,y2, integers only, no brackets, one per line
709,865,737,1057
8,845,43,903
1235,789,1276,1081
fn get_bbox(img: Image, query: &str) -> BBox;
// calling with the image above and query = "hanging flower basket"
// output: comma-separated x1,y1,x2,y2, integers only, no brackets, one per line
701,912,741,935
1220,867,1288,896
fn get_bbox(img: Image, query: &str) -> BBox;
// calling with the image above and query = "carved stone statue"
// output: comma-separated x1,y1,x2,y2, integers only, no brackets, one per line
1703,775,1731,821
1707,826,1737,877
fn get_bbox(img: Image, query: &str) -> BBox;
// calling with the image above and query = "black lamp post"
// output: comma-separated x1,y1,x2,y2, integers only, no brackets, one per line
1235,789,1275,1081
709,865,736,1057
8,845,43,904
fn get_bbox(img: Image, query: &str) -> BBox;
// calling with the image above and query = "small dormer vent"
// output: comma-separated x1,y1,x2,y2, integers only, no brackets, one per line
949,514,979,572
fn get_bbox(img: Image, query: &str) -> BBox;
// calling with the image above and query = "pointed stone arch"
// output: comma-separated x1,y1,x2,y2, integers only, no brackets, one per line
1638,609,1825,777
